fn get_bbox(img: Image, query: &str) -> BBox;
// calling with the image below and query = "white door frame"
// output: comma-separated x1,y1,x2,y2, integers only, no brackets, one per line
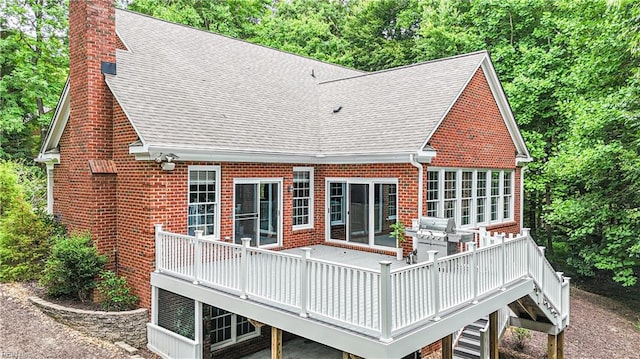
233,178,283,248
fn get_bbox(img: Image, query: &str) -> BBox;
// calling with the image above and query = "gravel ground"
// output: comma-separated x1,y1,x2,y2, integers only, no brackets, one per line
0,282,129,359
1,282,639,359
501,287,640,359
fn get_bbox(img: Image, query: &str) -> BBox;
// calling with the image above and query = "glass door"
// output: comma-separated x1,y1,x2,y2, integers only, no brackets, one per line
348,183,369,244
234,181,280,247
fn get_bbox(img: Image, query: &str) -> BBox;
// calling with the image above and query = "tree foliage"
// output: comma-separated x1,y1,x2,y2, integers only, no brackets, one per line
0,0,68,160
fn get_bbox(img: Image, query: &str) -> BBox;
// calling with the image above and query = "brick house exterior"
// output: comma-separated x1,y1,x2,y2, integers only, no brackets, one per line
37,1,533,357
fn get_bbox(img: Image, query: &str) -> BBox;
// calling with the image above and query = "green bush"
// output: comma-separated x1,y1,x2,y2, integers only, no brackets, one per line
0,160,65,282
40,233,107,301
96,270,138,311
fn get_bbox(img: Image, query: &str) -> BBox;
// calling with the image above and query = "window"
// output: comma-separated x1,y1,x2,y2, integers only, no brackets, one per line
292,168,313,229
503,171,512,220
476,171,487,223
490,171,500,221
427,168,514,227
426,171,439,217
206,304,258,349
387,185,397,219
461,171,473,226
188,166,220,237
330,183,345,225
443,171,456,219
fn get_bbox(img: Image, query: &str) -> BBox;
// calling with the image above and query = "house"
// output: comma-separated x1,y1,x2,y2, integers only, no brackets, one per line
36,1,569,358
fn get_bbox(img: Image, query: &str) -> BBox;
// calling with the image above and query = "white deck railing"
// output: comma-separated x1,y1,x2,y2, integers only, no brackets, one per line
147,323,198,359
154,225,569,341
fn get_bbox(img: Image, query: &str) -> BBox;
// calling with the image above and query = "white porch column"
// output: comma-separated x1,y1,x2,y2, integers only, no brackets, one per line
46,163,54,214
151,285,159,325
195,300,203,359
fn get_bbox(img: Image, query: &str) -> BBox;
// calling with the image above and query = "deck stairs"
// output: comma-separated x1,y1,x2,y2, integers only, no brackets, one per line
453,317,487,359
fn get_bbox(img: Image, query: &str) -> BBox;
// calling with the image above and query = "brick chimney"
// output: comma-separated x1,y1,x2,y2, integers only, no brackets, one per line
56,0,117,260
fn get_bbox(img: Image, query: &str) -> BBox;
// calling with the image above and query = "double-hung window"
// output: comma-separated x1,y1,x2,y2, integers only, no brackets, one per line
188,166,220,237
207,305,258,349
427,168,514,227
292,167,314,229
330,183,345,225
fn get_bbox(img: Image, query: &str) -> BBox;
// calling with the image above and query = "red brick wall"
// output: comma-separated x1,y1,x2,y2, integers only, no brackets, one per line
426,67,522,235
55,0,117,262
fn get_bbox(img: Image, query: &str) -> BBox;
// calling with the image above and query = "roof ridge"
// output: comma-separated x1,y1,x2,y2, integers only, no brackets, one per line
319,50,488,85
115,8,364,75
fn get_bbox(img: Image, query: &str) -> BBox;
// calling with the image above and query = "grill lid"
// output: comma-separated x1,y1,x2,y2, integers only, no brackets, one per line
419,217,455,233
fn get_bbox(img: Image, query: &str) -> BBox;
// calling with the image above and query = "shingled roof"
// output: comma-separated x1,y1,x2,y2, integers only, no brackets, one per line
40,8,530,165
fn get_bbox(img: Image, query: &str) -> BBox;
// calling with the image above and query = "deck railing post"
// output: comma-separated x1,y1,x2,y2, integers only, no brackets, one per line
479,226,487,247
469,242,478,304
240,238,251,299
154,224,163,272
300,248,312,318
562,277,571,326
379,261,393,342
193,230,203,284
427,250,441,321
522,228,531,279
499,234,506,291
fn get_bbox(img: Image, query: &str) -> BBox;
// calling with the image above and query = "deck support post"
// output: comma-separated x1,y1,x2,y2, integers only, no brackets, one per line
271,327,282,359
489,311,499,359
442,333,453,359
299,247,312,318
547,333,557,359
427,250,440,321
240,238,251,299
195,300,203,359
379,261,393,342
193,230,203,284
557,330,565,359
469,242,478,304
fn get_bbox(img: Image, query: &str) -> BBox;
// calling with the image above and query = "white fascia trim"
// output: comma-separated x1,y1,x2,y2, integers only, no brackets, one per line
130,145,417,164
480,57,532,162
115,29,132,52
34,152,61,164
38,78,70,156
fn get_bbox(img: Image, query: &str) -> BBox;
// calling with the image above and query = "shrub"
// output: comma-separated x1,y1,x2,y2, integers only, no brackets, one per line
40,233,107,301
512,327,532,350
96,270,138,311
0,163,65,281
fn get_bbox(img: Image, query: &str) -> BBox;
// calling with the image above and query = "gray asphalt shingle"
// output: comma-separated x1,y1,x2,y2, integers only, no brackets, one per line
106,9,486,156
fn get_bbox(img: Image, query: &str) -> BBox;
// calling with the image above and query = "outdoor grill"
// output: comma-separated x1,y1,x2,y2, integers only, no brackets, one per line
407,216,474,260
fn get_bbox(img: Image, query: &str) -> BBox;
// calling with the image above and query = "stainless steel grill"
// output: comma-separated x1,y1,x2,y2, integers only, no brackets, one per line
408,216,473,259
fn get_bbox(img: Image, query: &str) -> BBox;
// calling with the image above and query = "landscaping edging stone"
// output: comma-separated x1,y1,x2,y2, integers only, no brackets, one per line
28,296,148,348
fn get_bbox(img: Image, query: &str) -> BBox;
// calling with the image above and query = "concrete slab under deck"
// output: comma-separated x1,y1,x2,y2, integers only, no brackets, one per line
241,337,342,359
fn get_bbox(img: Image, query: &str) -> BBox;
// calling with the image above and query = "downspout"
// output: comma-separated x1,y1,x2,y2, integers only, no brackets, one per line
410,154,423,253
410,154,423,218
520,166,526,231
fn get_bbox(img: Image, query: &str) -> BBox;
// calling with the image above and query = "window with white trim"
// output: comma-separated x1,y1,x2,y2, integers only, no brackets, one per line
490,171,500,221
330,183,345,225
476,171,487,223
503,171,512,220
426,171,439,217
207,305,258,349
188,166,220,237
427,168,514,227
292,168,313,229
443,171,456,219
387,185,397,219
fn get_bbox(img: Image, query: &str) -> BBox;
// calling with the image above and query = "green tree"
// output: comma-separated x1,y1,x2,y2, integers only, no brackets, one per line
0,0,68,160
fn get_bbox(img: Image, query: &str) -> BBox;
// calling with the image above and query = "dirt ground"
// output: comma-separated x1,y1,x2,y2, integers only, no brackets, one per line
1,282,639,359
500,287,640,359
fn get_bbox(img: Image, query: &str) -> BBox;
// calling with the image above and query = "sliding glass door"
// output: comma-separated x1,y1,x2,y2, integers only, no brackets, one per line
326,180,397,248
234,180,281,247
